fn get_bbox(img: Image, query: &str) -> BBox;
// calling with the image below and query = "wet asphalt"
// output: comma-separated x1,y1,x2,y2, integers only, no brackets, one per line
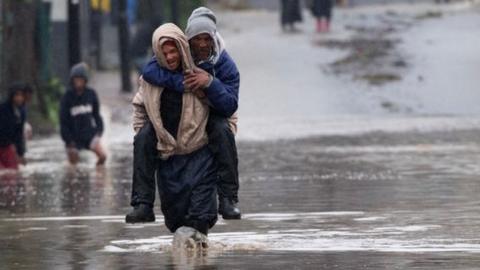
1,127,480,269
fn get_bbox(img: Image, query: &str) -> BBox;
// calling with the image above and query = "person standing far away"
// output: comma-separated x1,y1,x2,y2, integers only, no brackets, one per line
310,0,334,33
0,83,30,170
59,62,107,166
280,0,303,33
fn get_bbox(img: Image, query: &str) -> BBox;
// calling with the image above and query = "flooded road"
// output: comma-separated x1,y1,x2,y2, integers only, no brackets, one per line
2,121,480,269
1,1,479,268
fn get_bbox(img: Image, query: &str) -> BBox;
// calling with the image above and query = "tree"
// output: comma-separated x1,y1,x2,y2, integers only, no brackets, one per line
118,0,132,92
1,0,60,133
0,0,38,96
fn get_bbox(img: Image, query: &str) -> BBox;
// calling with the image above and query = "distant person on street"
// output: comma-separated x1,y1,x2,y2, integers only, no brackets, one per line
310,0,334,33
128,7,242,222
0,83,30,169
128,23,218,245
336,0,349,7
280,0,303,32
60,62,107,166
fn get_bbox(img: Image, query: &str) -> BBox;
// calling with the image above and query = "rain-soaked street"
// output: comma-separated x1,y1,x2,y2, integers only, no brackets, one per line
2,122,480,269
2,1,480,269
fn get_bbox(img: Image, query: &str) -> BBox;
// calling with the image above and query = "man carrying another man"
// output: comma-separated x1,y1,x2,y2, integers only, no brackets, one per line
126,7,242,223
130,22,220,244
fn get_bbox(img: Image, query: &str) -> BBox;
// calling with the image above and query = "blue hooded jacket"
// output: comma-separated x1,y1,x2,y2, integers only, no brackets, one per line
142,50,240,118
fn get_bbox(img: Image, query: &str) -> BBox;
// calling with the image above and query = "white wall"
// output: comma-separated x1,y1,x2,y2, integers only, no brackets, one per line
43,0,67,22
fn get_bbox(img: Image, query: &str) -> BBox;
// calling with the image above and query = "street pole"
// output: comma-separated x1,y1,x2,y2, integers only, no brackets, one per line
0,0,4,96
118,0,132,92
68,0,81,67
152,0,164,24
170,0,179,25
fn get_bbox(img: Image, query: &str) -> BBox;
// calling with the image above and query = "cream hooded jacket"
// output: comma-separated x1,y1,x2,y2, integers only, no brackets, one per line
132,23,209,159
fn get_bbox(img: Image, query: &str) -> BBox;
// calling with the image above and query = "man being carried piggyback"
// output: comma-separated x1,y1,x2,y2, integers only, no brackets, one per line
126,7,241,223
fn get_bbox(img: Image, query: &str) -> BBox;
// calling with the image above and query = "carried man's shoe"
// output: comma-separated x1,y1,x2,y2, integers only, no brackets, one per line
219,197,242,220
125,204,155,223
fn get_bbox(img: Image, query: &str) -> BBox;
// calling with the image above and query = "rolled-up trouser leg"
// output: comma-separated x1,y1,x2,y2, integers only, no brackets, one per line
157,146,218,235
130,121,158,207
206,113,239,203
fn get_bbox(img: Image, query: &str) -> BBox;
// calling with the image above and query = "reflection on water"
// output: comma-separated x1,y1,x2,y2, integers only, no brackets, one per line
0,171,26,212
1,128,480,269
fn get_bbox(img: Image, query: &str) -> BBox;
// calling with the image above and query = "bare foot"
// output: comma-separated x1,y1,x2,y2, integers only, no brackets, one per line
96,155,106,166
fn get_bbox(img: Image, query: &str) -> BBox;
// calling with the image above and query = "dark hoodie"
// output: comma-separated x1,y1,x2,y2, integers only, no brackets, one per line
60,63,104,148
0,86,26,155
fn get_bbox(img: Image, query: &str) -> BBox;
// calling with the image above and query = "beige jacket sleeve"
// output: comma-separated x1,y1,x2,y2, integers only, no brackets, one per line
132,79,148,133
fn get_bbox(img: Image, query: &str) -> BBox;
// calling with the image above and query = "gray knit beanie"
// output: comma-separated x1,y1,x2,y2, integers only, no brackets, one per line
185,7,217,40
70,62,89,81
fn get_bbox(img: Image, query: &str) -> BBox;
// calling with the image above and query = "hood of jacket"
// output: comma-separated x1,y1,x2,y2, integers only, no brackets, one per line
152,23,195,73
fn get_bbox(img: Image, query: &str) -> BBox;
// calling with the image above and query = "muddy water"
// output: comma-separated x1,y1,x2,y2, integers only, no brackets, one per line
2,127,480,269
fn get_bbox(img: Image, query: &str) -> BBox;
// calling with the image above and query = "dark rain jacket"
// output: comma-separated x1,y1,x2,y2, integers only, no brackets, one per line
0,94,25,156
281,0,303,25
59,87,103,147
142,50,239,133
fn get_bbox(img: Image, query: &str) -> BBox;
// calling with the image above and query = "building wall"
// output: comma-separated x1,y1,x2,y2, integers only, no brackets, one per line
43,0,69,84
43,0,92,85
48,1,68,84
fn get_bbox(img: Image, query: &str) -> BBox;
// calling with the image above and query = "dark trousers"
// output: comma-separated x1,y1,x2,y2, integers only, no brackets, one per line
130,113,240,207
312,0,333,20
206,113,239,203
280,0,302,26
130,121,157,207
157,146,217,234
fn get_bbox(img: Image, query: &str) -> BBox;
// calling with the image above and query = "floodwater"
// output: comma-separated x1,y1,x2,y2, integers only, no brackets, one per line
2,121,480,269
2,2,480,269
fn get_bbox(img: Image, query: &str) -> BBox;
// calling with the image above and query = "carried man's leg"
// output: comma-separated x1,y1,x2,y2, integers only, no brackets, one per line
207,113,241,219
126,121,158,223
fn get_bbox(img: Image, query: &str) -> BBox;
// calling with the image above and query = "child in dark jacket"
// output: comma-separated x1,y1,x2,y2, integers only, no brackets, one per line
0,84,28,169
59,63,107,165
